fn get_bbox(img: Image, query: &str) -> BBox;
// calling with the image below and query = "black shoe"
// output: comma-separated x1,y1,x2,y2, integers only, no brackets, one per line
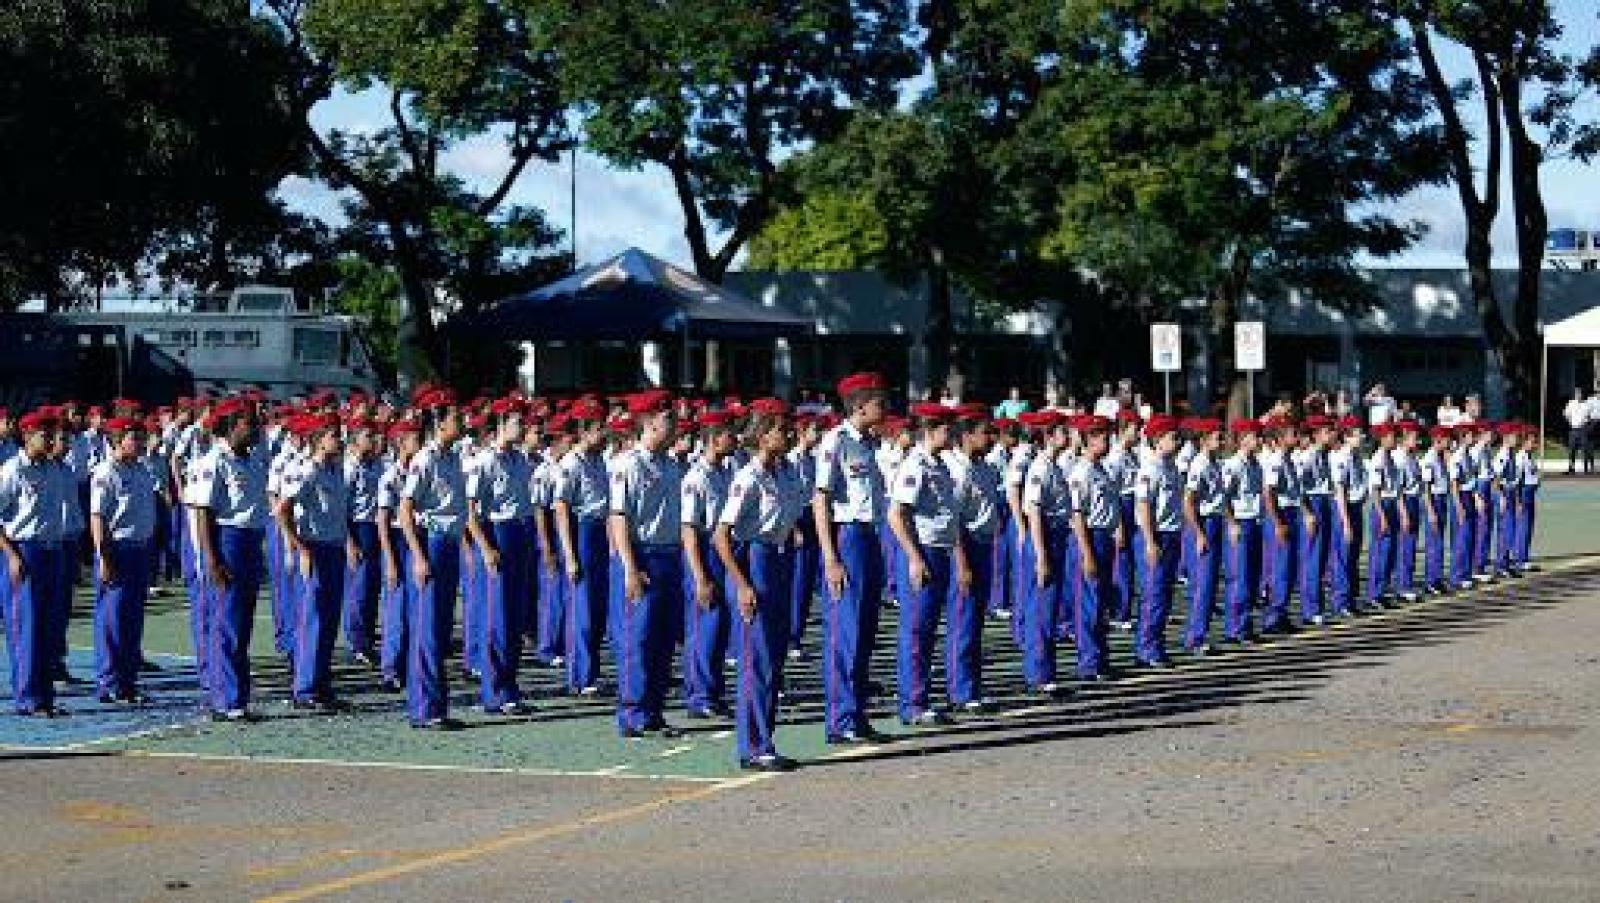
379,678,402,693
1076,672,1109,685
644,721,684,739
97,693,118,705
121,690,153,706
685,708,716,721
825,731,873,746
1260,623,1295,636
138,658,163,674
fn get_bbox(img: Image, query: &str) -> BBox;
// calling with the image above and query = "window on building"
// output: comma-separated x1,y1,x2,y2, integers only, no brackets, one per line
293,328,341,365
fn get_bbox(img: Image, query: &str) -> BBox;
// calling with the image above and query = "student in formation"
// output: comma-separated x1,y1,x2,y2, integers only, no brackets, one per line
1067,415,1123,680
465,398,536,715
1259,417,1304,634
1364,423,1403,608
89,417,159,705
887,402,964,726
553,399,611,696
275,414,355,712
1020,411,1072,694
1393,421,1424,601
946,403,1002,712
375,421,421,691
679,410,736,719
1417,425,1454,595
397,392,469,730
812,372,892,744
1133,415,1183,667
1181,418,1228,653
1295,416,1335,624
1446,425,1480,591
1513,424,1540,573
0,411,69,716
1328,417,1369,618
342,418,385,668
608,390,685,738
714,398,809,771
530,414,571,670
1221,419,1265,644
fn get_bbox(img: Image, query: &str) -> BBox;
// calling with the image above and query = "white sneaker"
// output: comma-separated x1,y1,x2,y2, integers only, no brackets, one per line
579,685,600,697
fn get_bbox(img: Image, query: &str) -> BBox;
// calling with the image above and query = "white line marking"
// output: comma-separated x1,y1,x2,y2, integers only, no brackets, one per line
117,749,722,782
656,744,694,759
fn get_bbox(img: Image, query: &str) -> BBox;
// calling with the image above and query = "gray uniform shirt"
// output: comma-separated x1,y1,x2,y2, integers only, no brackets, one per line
1134,455,1184,532
0,453,66,541
719,458,808,545
190,445,270,530
282,459,351,544
400,442,468,536
815,421,886,524
609,448,683,548
890,446,960,549
89,458,158,542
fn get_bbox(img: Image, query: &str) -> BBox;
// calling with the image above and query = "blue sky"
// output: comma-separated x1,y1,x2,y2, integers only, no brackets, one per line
280,3,1600,274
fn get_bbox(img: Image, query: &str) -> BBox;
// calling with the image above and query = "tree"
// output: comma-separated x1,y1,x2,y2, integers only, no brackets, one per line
0,0,303,308
1021,0,1446,412
747,193,891,271
546,0,918,283
1402,0,1598,417
264,0,571,385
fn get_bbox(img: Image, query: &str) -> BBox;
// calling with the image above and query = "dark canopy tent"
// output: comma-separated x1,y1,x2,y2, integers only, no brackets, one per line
453,248,813,341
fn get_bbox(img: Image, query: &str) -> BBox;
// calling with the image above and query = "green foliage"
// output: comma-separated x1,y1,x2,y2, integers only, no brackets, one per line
747,194,891,271
326,258,402,379
0,0,303,307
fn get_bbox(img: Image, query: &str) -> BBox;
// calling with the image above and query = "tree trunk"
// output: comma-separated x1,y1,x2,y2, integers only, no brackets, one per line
389,227,440,390
1210,247,1252,420
1499,71,1547,420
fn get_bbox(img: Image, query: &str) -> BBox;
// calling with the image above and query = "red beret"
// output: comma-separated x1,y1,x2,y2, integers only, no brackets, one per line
1396,419,1422,434
103,416,143,434
1230,418,1262,435
18,412,57,433
345,417,376,433
993,417,1016,430
1144,415,1180,438
836,372,887,398
1429,425,1456,441
749,398,791,417
387,421,421,438
489,397,525,417
909,402,956,422
1190,417,1224,435
1304,415,1334,430
567,399,606,423
696,411,732,428
1337,416,1363,431
608,415,636,434
1370,423,1396,438
1496,421,1522,436
1079,415,1113,435
1115,409,1141,424
955,402,989,422
626,390,673,416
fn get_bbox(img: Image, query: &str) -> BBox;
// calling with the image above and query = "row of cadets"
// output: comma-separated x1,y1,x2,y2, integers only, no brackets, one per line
786,415,826,661
376,420,422,691
272,413,354,711
396,389,468,730
265,412,307,663
983,417,1019,621
1106,411,1143,631
713,397,810,771
88,416,159,704
187,399,270,722
1065,415,1123,682
552,397,611,697
680,409,736,719
0,410,72,715
464,397,537,715
813,372,892,744
607,389,684,738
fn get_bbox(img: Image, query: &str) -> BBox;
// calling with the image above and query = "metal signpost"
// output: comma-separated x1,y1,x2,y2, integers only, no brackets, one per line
1150,322,1182,413
1236,320,1266,416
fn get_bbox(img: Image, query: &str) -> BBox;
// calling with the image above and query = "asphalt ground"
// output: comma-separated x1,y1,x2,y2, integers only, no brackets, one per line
4,479,1600,901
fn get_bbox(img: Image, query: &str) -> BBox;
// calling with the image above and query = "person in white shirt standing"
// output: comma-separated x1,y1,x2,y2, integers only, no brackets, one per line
1363,383,1397,427
1563,388,1590,475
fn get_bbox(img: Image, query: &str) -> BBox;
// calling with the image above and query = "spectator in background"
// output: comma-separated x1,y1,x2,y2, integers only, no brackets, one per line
1364,382,1397,425
1564,387,1591,475
994,386,1029,420
1135,392,1155,420
1093,382,1121,418
1303,391,1329,417
1461,393,1482,425
1436,394,1462,427
1586,390,1600,472
1397,400,1416,423
1333,389,1353,418
937,383,960,407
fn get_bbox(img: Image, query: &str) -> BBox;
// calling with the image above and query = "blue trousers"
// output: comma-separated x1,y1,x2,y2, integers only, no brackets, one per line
1224,520,1262,639
533,528,567,665
52,532,76,676
1329,503,1365,613
1136,530,1180,663
152,496,180,582
268,522,295,656
292,541,345,703
565,517,609,692
380,534,410,684
948,536,991,705
821,522,883,737
1515,486,1538,566
990,511,1015,615
880,522,900,604
1110,496,1137,623
681,539,729,713
208,527,264,713
181,511,209,690
1495,490,1518,573
1056,528,1081,642
480,519,529,708
614,546,683,734
1020,522,1068,688
1073,527,1117,677
1300,495,1331,619
1183,516,1224,648
1472,489,1494,575
735,540,792,763
788,519,819,652
463,540,485,675
1451,496,1476,588
6,541,63,713
1396,496,1421,594
407,531,460,723
1366,499,1399,604
896,543,950,720
343,520,381,655
1262,513,1301,630
94,539,151,697
1422,494,1448,588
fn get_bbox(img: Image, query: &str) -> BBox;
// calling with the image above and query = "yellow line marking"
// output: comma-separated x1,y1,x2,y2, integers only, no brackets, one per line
253,774,771,903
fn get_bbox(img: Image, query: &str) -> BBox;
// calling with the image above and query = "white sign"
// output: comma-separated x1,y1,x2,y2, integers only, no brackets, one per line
1150,323,1182,373
1235,320,1266,371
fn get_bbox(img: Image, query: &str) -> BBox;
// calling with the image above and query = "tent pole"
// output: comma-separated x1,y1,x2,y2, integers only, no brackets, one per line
1539,337,1549,467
